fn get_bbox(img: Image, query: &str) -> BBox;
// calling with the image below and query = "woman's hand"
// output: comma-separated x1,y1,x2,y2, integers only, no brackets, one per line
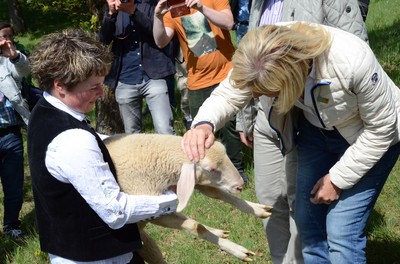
310,174,342,205
181,124,215,162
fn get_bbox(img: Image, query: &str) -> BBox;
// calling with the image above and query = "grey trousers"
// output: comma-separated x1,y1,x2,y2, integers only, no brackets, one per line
253,108,303,264
115,79,174,135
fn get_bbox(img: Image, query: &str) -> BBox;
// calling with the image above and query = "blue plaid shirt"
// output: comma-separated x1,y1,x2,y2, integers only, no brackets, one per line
0,91,19,128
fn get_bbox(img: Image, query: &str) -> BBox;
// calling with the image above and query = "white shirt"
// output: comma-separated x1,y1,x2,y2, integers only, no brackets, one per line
43,92,177,263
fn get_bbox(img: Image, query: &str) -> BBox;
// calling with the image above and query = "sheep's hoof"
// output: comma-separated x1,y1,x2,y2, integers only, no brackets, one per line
261,211,272,218
242,251,255,262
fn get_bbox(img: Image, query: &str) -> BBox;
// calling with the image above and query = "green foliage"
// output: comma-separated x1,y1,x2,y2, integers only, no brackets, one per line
365,0,400,85
21,0,85,13
5,0,103,33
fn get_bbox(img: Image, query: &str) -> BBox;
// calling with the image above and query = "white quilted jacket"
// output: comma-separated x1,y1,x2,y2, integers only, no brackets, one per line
193,24,400,190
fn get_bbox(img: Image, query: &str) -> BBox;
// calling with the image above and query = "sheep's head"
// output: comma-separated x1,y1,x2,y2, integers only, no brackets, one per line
176,141,244,212
197,142,244,192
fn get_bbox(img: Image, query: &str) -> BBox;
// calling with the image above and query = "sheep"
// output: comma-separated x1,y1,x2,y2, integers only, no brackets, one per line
104,133,272,263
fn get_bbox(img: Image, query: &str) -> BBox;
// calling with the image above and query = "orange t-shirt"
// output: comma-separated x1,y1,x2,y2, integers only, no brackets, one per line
163,0,235,90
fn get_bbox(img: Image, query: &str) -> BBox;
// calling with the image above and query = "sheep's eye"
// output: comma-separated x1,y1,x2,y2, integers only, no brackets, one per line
204,167,216,172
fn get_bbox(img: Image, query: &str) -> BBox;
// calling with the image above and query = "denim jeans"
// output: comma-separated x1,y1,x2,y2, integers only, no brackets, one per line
115,79,174,134
295,114,400,264
188,85,244,172
0,128,24,230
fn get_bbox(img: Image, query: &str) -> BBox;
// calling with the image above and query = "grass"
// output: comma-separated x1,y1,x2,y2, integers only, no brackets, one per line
0,0,399,263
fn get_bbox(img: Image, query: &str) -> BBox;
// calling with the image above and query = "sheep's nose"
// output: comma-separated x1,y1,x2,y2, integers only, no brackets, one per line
236,186,243,192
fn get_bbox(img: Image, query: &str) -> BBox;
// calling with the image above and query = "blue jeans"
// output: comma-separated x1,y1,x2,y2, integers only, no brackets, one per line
115,79,174,134
0,127,24,230
295,115,400,264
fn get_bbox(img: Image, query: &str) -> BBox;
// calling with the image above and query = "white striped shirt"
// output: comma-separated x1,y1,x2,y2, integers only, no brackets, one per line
259,0,284,26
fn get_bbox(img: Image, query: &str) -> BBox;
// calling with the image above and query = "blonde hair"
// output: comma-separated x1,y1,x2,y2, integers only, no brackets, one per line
231,22,332,114
30,28,112,93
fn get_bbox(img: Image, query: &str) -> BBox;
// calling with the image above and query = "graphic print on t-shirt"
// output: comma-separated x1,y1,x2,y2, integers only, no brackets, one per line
181,12,217,58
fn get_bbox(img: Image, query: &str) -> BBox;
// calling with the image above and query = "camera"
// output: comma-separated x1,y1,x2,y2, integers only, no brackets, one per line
167,0,190,18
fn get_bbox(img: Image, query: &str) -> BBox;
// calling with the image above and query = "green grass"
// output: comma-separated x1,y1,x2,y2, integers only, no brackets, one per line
0,0,399,263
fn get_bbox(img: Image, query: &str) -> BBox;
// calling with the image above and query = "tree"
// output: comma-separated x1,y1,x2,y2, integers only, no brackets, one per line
15,0,124,134
8,0,25,33
94,5,125,135
95,88,125,135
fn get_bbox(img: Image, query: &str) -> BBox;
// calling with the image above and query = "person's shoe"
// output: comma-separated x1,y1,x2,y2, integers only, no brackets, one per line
239,171,249,187
3,227,27,240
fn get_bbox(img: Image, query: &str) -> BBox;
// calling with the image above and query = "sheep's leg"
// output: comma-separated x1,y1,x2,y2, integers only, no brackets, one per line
150,213,255,262
137,229,167,264
196,185,272,218
150,212,229,239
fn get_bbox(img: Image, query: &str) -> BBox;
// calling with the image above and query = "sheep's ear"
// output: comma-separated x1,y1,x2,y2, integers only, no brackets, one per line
176,163,196,212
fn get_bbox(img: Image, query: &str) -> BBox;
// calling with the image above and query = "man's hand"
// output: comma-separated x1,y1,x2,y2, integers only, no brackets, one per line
116,0,135,15
0,40,17,59
106,0,117,15
239,131,253,149
155,0,170,18
185,0,203,12
181,124,215,162
310,174,342,205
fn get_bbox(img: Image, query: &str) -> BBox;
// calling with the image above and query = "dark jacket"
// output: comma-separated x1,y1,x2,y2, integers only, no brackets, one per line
99,0,175,89
28,98,142,261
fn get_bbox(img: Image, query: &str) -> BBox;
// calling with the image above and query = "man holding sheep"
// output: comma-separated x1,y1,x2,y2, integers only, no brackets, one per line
27,28,178,264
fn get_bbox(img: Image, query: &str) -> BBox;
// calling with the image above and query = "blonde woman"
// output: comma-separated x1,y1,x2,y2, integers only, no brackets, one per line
182,22,400,263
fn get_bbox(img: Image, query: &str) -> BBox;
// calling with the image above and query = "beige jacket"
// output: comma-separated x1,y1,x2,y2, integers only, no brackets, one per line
193,24,400,190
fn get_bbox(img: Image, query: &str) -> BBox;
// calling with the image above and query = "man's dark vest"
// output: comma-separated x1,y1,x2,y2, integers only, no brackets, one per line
27,98,142,261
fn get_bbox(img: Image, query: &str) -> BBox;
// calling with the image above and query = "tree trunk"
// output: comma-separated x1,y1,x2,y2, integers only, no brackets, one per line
87,0,105,18
95,88,125,135
7,0,25,33
89,1,122,135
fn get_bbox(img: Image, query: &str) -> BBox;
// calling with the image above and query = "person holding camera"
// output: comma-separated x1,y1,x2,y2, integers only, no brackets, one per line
99,0,176,135
0,21,31,240
153,0,249,185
